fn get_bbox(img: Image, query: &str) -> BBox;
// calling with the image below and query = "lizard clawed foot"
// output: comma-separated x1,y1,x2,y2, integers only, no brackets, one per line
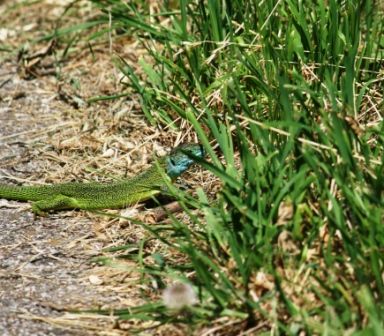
31,203,48,217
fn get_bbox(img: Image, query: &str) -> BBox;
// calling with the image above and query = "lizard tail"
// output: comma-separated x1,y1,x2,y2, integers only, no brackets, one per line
0,184,46,201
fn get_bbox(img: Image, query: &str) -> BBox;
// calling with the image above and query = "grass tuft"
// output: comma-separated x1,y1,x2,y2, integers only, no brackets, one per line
89,0,383,333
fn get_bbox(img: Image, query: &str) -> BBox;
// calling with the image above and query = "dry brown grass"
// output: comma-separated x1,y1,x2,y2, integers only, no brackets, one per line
0,1,214,335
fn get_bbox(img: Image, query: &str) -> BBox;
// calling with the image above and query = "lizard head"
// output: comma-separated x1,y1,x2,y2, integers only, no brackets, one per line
165,143,205,179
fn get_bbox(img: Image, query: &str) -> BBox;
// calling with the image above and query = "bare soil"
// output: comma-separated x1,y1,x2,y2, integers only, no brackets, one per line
0,1,200,335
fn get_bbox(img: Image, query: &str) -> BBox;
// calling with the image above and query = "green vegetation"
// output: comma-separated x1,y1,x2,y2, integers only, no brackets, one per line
89,0,383,334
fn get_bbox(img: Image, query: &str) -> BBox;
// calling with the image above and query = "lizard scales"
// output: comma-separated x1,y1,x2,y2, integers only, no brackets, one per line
0,143,204,215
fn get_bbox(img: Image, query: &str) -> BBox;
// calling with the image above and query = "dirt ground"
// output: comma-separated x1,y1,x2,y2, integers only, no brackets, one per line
0,1,201,335
0,56,128,336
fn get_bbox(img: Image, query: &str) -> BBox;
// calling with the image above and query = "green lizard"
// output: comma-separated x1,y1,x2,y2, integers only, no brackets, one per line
0,143,204,215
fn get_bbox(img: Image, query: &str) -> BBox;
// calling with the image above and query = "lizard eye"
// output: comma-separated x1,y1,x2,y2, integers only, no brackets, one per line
170,158,176,166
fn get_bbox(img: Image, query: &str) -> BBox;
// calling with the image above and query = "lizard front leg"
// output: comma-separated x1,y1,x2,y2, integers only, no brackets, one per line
31,195,80,215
